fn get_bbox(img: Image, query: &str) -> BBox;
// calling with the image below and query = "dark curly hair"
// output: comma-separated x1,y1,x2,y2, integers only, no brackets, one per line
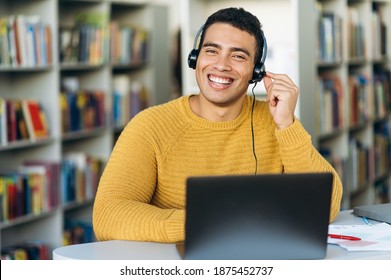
199,7,264,64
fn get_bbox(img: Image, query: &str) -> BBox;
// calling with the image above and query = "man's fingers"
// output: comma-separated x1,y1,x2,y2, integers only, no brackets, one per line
266,71,294,84
263,75,273,90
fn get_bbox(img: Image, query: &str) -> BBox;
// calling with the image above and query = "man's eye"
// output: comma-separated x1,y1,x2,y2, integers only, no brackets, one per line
205,49,217,54
233,54,246,60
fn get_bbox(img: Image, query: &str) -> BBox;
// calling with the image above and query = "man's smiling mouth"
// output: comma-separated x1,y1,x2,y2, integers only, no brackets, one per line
208,74,233,85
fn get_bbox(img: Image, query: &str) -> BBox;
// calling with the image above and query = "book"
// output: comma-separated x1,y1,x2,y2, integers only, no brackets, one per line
22,240,51,260
0,17,10,66
17,165,48,214
75,12,108,64
24,15,41,67
2,173,18,220
1,241,50,260
63,152,87,203
60,159,77,203
348,74,371,125
348,7,366,60
14,15,27,66
6,16,17,66
64,219,95,245
320,13,333,63
0,97,7,145
0,176,5,222
318,75,344,134
14,100,30,140
6,100,17,142
44,24,52,65
23,160,61,209
112,75,130,127
21,99,49,139
61,152,105,203
61,89,106,133
0,167,48,220
59,26,75,63
373,71,391,119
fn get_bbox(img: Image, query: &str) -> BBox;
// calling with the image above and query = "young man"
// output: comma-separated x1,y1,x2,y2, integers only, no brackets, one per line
93,7,342,243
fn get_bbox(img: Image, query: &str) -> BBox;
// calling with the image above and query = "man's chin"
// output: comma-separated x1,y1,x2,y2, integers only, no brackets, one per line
202,93,246,107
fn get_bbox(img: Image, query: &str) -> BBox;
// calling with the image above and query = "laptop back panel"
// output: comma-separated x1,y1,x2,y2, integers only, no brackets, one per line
184,173,333,260
353,203,391,224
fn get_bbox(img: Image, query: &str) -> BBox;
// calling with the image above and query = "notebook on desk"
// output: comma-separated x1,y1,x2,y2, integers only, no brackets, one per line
178,172,333,260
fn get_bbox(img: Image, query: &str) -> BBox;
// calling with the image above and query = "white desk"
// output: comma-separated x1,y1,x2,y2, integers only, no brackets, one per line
53,210,391,260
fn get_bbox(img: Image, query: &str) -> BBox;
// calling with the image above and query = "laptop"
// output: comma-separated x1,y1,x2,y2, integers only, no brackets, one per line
353,203,391,224
178,172,333,260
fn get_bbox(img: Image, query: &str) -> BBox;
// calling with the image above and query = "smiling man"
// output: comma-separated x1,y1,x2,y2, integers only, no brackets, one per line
191,23,256,121
93,7,343,243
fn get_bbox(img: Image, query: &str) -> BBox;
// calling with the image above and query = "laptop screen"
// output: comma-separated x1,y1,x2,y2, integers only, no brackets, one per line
183,172,333,260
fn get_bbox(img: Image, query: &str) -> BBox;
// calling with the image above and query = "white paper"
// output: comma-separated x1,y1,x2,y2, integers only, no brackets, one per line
328,223,391,251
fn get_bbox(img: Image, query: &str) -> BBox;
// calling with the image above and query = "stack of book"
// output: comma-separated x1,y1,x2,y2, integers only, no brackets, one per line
0,15,52,67
0,98,50,146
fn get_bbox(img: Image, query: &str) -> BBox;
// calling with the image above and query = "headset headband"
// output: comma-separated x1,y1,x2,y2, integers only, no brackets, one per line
193,24,205,50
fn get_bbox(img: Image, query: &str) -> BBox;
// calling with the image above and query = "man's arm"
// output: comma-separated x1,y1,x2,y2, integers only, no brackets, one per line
275,119,343,222
263,71,343,222
92,116,185,243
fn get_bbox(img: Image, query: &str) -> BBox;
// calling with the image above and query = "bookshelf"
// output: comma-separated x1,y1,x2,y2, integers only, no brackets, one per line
297,0,391,209
0,0,171,259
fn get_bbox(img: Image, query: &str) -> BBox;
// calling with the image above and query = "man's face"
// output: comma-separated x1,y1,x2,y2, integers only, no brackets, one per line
195,23,256,107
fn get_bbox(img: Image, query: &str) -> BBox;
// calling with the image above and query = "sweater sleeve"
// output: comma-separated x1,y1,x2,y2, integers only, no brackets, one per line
274,118,343,223
92,113,185,243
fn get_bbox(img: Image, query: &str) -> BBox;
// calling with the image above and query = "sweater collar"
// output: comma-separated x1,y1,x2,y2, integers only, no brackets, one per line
181,95,252,130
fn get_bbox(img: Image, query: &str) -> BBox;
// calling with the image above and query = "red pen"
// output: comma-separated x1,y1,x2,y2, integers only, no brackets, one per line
328,234,361,241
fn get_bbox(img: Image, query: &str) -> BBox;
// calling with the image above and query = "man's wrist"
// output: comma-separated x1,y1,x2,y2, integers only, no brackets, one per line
276,118,294,130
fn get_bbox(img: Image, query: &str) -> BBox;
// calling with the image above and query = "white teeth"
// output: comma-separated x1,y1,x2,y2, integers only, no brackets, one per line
209,75,232,85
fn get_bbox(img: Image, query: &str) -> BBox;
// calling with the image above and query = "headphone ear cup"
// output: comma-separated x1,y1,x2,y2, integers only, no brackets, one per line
250,62,266,84
188,49,199,69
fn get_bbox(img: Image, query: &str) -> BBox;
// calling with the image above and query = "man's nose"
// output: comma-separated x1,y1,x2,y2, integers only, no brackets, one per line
213,55,231,71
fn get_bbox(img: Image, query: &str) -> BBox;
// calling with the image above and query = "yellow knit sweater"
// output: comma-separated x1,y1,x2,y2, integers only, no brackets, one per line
93,95,342,243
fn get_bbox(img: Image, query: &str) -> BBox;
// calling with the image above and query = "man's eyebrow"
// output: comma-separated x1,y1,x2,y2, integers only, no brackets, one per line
231,47,251,57
202,42,251,57
202,42,221,49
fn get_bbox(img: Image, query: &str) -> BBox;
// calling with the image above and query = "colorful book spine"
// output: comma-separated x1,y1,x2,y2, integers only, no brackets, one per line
0,15,52,67
0,98,50,145
61,152,105,204
317,75,344,134
0,160,60,223
112,75,150,128
1,240,51,260
59,11,109,65
60,90,106,133
63,219,95,246
348,74,372,126
109,21,149,65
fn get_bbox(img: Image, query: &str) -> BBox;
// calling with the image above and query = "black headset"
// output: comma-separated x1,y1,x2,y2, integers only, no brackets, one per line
187,24,268,84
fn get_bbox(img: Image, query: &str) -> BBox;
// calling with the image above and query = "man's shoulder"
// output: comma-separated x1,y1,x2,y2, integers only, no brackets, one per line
153,95,186,110
142,96,186,115
132,96,188,126
126,96,190,144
